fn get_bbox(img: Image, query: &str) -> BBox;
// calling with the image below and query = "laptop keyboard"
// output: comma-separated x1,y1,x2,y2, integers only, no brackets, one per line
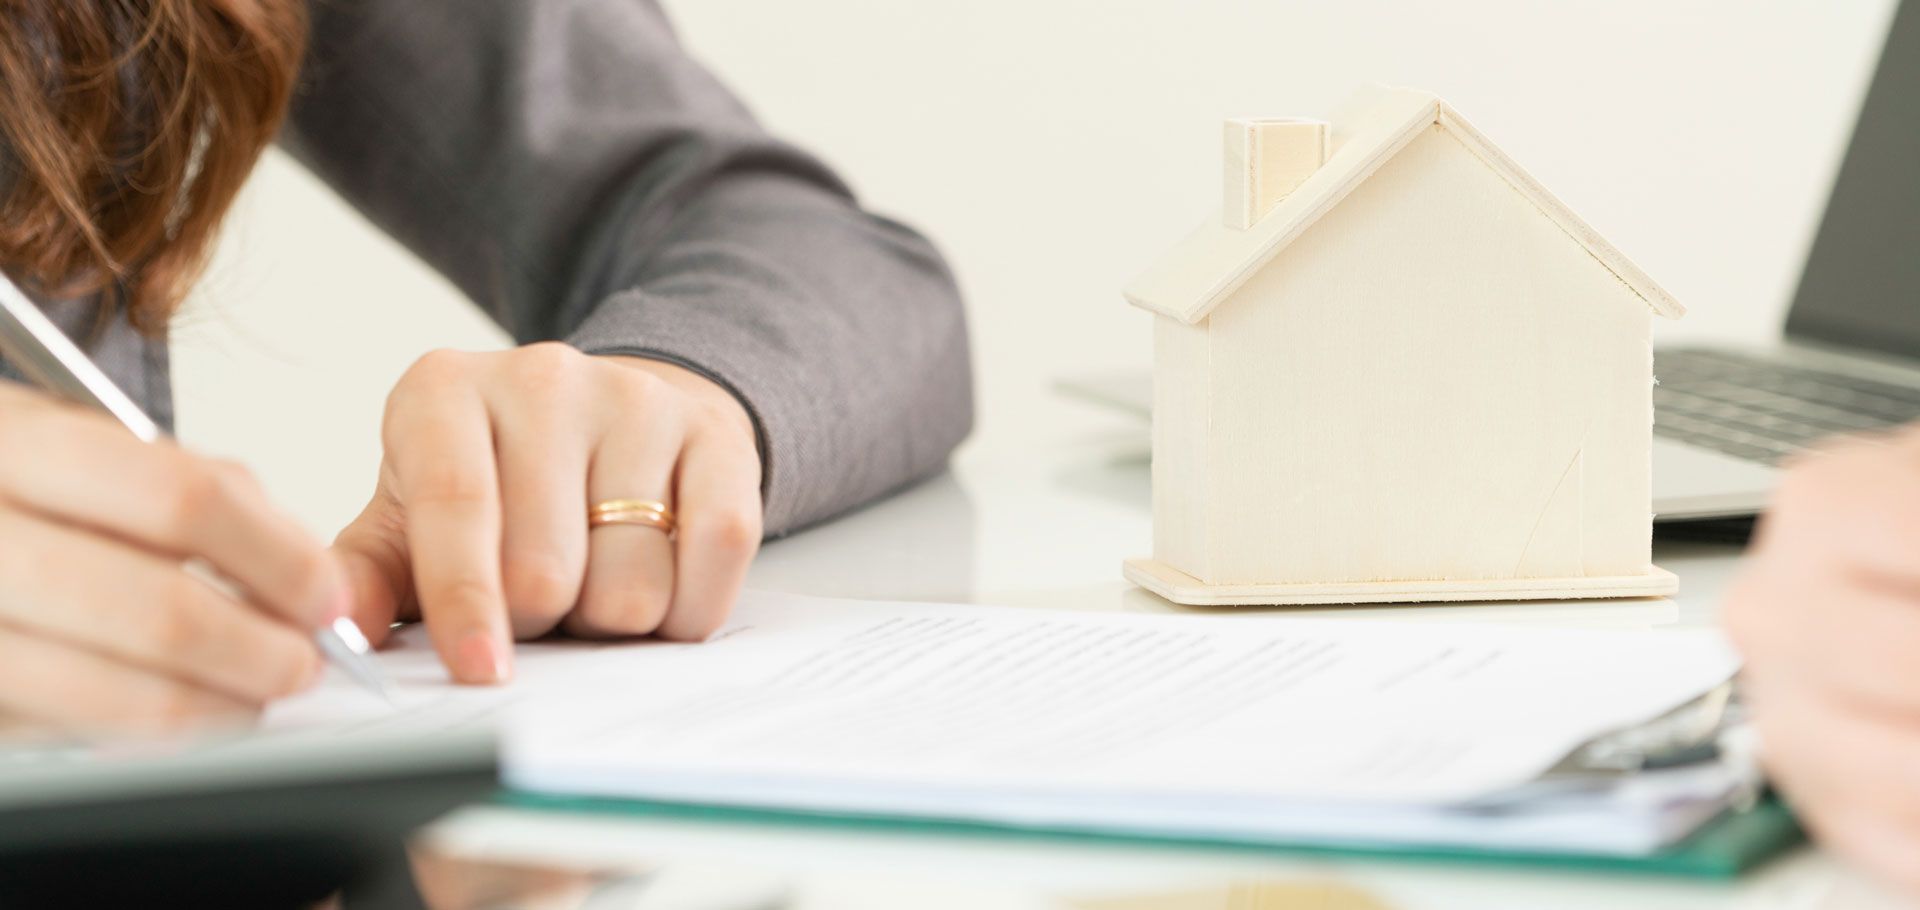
1654,348,1920,465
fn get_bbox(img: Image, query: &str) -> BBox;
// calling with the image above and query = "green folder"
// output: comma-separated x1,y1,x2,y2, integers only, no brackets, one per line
497,789,1804,879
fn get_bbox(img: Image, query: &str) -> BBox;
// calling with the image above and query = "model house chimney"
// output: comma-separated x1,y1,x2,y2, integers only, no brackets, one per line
1222,118,1329,230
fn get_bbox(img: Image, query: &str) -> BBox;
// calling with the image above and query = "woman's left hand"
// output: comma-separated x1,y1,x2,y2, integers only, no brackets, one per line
331,343,763,683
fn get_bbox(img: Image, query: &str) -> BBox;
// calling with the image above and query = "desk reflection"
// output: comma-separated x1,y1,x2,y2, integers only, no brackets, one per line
406,846,652,910
751,470,977,603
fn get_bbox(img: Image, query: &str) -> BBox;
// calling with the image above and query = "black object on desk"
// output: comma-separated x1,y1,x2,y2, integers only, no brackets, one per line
0,727,497,909
1653,516,1757,546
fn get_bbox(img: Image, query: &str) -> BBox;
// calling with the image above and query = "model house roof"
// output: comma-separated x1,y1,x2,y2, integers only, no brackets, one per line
1124,86,1685,324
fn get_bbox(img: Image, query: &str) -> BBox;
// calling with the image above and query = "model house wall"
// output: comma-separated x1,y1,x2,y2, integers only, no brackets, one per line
1128,87,1680,605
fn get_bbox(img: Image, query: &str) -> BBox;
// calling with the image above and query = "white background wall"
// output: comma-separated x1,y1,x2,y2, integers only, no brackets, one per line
171,0,1898,537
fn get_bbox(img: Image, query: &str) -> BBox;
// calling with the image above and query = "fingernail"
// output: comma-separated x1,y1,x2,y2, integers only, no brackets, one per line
455,630,512,685
313,559,353,626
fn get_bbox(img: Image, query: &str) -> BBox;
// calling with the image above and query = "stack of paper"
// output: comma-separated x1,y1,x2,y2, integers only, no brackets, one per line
268,592,1749,856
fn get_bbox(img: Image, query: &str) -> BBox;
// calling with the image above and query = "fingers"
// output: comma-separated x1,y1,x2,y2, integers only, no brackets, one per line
491,346,592,639
1761,434,1920,587
1750,681,1920,826
1730,425,1920,896
567,384,682,639
0,619,257,735
1747,679,1920,893
0,385,346,630
1811,809,1920,897
384,353,511,684
374,349,764,666
1726,434,1920,716
658,428,762,641
0,509,315,706
1731,574,1920,714
330,480,415,649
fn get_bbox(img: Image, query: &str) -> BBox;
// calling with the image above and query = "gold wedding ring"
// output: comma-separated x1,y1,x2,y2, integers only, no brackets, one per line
589,498,676,535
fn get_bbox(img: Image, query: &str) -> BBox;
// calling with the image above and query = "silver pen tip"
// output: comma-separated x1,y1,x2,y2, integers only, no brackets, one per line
319,616,396,706
328,615,374,653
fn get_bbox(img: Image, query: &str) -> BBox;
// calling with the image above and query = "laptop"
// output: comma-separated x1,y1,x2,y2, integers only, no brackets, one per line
1063,0,1920,522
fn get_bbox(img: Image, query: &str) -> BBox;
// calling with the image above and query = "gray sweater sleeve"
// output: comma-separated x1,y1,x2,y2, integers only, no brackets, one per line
277,0,973,536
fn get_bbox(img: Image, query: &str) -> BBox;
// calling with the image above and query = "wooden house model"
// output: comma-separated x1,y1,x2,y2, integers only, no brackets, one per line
1122,86,1683,606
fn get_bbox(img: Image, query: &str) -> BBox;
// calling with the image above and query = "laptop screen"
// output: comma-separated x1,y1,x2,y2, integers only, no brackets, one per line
1783,0,1920,357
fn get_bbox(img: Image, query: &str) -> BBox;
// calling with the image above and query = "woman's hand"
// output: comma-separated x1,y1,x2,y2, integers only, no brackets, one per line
332,344,763,684
0,383,338,735
1724,427,1920,895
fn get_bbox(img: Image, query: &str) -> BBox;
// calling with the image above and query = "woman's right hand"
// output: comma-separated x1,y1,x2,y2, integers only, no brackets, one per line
0,382,342,736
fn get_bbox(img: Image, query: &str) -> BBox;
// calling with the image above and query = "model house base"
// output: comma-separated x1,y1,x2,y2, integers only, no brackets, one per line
1122,558,1679,607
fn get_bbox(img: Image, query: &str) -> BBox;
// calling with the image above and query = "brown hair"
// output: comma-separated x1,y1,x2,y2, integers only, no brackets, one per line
0,1,306,333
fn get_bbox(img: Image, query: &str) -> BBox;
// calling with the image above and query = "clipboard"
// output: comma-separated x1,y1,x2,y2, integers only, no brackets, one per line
499,679,1800,879
496,790,1803,879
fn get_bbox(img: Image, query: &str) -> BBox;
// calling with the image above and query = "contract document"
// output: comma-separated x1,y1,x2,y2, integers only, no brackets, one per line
269,592,1748,855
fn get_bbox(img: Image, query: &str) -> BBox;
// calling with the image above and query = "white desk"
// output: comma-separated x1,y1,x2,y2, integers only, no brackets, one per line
421,405,1903,910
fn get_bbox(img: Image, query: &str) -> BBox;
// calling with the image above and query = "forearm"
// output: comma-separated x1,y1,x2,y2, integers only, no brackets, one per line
567,173,973,536
279,0,974,535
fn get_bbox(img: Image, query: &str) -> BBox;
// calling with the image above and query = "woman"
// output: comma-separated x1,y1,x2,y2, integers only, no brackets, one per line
0,1,972,731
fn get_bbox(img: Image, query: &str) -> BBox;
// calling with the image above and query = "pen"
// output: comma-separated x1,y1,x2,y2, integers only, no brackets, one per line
0,272,392,703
